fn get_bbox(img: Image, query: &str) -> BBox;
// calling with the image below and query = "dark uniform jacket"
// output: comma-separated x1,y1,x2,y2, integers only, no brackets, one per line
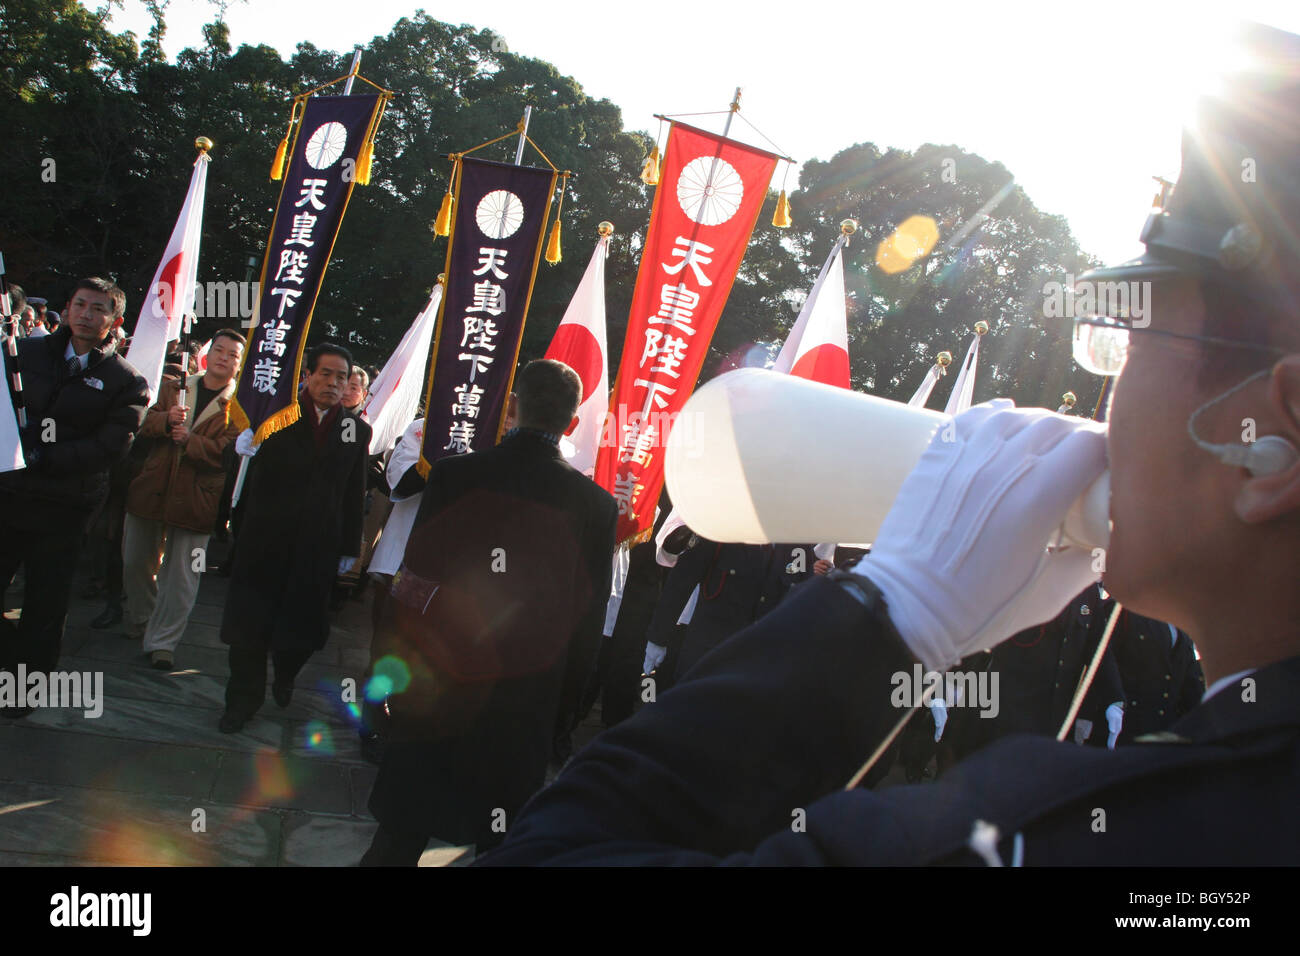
1108,609,1205,745
950,584,1124,757
368,430,617,849
0,326,148,531
648,538,812,680
219,400,369,652
480,575,1299,865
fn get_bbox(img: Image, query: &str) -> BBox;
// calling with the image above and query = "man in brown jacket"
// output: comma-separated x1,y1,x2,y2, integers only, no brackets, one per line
122,329,246,668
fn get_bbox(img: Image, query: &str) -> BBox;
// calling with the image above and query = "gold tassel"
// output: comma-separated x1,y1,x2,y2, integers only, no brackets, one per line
270,136,288,181
640,143,660,186
355,141,373,185
772,189,792,228
433,191,453,236
545,218,562,264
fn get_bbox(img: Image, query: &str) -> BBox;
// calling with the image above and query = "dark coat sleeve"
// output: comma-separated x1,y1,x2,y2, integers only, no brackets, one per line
644,538,714,647
480,575,918,865
554,490,618,734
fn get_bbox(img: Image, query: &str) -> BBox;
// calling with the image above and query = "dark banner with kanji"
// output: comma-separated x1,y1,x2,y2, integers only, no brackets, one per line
235,93,383,441
418,156,557,473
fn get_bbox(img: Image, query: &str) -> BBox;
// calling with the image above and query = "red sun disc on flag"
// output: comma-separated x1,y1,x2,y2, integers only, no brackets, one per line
152,251,185,320
790,344,850,390
544,324,604,404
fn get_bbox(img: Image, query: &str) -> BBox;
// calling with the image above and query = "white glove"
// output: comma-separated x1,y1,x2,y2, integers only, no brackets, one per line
643,642,667,675
855,401,1108,671
1105,702,1124,749
338,556,357,575
235,428,261,457
1074,718,1094,745
928,696,948,742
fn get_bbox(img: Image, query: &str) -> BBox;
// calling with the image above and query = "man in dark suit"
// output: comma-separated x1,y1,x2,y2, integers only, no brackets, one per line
1107,609,1205,745
361,359,617,865
478,23,1300,866
1,278,149,715
217,342,369,733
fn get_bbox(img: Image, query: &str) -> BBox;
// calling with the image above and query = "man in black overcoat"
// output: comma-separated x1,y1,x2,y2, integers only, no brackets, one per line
218,342,369,732
0,278,148,713
361,359,617,864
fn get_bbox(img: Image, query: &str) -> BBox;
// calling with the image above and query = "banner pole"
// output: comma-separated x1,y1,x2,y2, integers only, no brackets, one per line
513,106,533,165
722,87,741,138
343,47,362,95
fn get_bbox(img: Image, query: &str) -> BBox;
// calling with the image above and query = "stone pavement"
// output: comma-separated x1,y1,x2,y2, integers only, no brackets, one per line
0,554,533,867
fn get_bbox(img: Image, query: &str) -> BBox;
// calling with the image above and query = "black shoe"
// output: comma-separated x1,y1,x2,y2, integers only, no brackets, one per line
90,602,123,629
272,683,293,708
150,651,174,670
218,711,248,734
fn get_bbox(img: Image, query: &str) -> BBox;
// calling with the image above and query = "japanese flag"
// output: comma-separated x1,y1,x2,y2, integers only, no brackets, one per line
128,152,209,402
363,283,443,456
544,234,610,477
771,242,850,390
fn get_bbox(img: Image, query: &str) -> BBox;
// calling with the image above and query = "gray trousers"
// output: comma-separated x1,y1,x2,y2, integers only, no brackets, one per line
122,514,209,654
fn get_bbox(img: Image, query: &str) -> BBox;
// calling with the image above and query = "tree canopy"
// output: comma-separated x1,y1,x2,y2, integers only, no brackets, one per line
0,0,1104,412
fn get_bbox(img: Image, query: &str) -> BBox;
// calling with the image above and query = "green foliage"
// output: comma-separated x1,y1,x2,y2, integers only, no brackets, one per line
0,2,1103,412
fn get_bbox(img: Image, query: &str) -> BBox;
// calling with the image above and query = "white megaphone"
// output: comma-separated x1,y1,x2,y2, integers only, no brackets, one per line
664,368,1110,551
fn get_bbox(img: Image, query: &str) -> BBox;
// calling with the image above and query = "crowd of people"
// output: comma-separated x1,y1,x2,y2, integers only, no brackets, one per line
0,20,1296,867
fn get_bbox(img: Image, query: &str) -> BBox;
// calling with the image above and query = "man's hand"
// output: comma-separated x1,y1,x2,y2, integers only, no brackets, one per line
854,400,1107,671
167,404,187,427
813,559,834,575
643,642,667,675
1105,702,1124,749
170,424,189,444
235,428,260,457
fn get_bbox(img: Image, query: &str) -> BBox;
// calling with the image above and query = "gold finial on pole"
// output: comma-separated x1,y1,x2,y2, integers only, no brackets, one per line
195,136,214,154
1061,391,1077,408
597,221,614,237
974,320,989,336
840,219,858,236
937,351,953,367
437,273,446,284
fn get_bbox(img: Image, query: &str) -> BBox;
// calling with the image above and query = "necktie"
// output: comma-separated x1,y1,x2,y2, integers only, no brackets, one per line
67,356,81,376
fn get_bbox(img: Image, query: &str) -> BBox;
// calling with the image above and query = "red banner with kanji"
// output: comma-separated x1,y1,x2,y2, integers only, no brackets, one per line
595,121,778,545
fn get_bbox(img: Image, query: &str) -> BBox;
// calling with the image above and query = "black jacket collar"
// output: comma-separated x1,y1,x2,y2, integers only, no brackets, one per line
47,324,120,372
1168,653,1300,743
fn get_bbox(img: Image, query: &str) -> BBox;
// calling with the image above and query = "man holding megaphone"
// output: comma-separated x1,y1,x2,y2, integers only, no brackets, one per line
478,22,1300,866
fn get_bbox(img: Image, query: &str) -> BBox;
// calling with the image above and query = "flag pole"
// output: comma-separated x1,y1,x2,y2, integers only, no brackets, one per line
513,106,532,165
176,135,213,420
343,47,362,95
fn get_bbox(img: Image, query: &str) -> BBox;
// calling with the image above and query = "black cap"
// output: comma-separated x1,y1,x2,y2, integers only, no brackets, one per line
1081,22,1300,311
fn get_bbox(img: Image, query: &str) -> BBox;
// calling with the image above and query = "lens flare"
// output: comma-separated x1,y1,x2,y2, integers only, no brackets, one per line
876,215,940,274
304,720,334,754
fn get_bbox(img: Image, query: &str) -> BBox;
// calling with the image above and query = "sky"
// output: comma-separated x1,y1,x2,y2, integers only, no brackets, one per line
95,0,1300,266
